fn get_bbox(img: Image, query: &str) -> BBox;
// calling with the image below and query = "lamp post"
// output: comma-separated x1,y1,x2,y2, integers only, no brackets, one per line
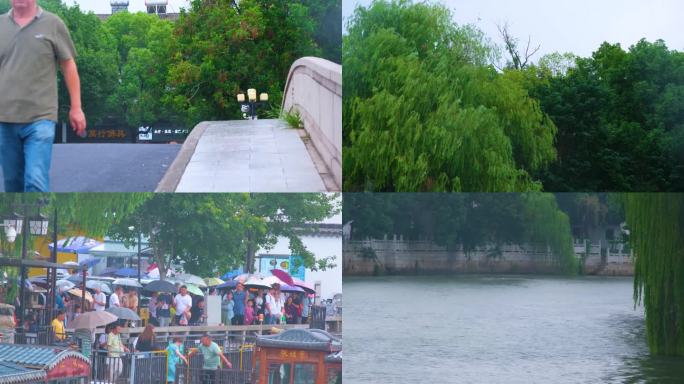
237,89,269,120
3,202,49,328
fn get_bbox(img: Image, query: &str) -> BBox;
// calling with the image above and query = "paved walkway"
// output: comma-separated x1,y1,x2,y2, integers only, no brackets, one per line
170,120,327,192
0,144,180,192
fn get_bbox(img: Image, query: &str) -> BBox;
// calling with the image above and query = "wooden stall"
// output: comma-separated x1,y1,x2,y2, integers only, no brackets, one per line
253,329,342,384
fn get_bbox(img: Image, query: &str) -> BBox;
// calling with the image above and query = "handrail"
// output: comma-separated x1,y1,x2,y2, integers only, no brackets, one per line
282,57,342,189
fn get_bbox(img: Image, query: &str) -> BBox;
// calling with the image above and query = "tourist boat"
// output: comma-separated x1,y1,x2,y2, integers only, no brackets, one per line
253,328,342,383
0,344,90,383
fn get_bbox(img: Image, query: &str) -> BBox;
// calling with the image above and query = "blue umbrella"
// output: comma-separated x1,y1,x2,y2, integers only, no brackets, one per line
48,236,102,253
114,267,138,277
216,280,238,289
79,258,101,268
221,268,243,281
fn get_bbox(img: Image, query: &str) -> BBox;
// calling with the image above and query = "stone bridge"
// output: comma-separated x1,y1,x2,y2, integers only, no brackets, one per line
157,56,342,192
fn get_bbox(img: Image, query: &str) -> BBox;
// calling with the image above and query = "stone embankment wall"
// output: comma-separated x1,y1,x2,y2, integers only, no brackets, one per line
344,240,633,276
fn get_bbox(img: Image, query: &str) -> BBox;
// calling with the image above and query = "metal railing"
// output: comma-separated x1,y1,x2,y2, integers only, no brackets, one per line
174,365,254,384
91,350,168,384
13,325,55,345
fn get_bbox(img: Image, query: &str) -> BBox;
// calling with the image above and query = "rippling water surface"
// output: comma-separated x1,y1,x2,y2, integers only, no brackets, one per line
344,276,684,383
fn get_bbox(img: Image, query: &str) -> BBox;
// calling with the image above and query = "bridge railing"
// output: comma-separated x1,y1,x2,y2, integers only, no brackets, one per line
282,56,342,189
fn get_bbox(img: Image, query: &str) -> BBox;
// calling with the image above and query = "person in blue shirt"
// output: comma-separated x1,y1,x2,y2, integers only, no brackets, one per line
166,337,188,384
232,283,247,325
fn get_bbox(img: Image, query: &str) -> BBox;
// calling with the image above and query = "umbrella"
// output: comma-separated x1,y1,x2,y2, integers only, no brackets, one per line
112,278,142,288
204,277,224,287
68,311,117,330
270,269,295,286
63,261,79,267
233,273,263,282
106,307,141,321
49,236,102,253
114,268,138,278
174,273,207,288
292,278,315,294
86,280,111,294
79,258,101,268
184,283,204,296
143,280,177,294
56,279,75,292
216,280,238,289
67,288,94,303
66,274,85,283
263,276,284,287
220,268,243,281
280,283,305,293
97,267,119,277
29,277,48,288
244,277,271,289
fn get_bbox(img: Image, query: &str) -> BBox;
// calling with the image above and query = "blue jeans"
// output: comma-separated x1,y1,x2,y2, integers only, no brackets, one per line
0,120,56,192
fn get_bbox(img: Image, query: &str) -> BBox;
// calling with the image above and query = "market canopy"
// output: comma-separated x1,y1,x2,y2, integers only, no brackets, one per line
48,237,102,254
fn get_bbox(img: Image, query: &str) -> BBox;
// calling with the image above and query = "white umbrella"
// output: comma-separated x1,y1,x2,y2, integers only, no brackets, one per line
86,280,111,294
233,273,263,282
56,279,75,292
174,273,207,288
244,276,271,289
112,278,142,288
262,275,284,287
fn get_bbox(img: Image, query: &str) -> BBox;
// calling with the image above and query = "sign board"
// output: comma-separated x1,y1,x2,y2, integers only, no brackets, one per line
257,255,305,280
138,126,189,143
206,295,222,326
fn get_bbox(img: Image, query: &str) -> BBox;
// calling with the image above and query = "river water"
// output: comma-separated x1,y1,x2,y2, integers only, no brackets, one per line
344,276,684,383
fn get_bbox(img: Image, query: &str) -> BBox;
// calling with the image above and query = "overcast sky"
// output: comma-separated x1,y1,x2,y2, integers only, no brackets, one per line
67,0,190,14
343,0,684,59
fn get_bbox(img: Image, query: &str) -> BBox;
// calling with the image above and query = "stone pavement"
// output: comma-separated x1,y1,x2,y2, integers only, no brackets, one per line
169,119,328,192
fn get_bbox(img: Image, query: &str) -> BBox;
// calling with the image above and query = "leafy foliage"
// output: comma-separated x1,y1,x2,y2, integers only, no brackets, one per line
624,194,684,356
107,193,340,278
532,40,684,191
344,192,577,273
0,0,333,130
343,0,557,191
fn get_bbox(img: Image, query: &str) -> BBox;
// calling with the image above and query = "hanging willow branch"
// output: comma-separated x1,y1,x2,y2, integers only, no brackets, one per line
624,193,684,356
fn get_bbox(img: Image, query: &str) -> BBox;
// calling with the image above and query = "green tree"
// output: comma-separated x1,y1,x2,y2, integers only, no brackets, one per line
108,193,339,278
533,40,684,191
343,0,557,191
624,193,684,356
103,12,175,127
344,192,576,273
166,0,320,126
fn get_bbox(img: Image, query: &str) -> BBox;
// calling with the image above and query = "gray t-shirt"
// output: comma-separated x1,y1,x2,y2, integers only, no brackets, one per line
0,8,76,123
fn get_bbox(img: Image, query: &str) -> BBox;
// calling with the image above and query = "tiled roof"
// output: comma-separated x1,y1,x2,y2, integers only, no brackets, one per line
0,344,90,370
256,329,342,352
0,362,46,384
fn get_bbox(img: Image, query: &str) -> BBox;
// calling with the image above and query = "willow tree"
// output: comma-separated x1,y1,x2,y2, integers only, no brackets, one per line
624,193,684,356
343,0,557,191
0,193,149,303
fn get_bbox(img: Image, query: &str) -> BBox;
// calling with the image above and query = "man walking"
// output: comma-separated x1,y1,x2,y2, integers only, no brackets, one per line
0,0,86,192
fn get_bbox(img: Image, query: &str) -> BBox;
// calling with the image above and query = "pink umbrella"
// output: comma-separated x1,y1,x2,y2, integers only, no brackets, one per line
270,269,295,286
292,278,315,294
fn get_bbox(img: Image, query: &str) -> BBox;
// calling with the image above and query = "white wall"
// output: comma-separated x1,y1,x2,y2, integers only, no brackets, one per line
258,234,342,300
